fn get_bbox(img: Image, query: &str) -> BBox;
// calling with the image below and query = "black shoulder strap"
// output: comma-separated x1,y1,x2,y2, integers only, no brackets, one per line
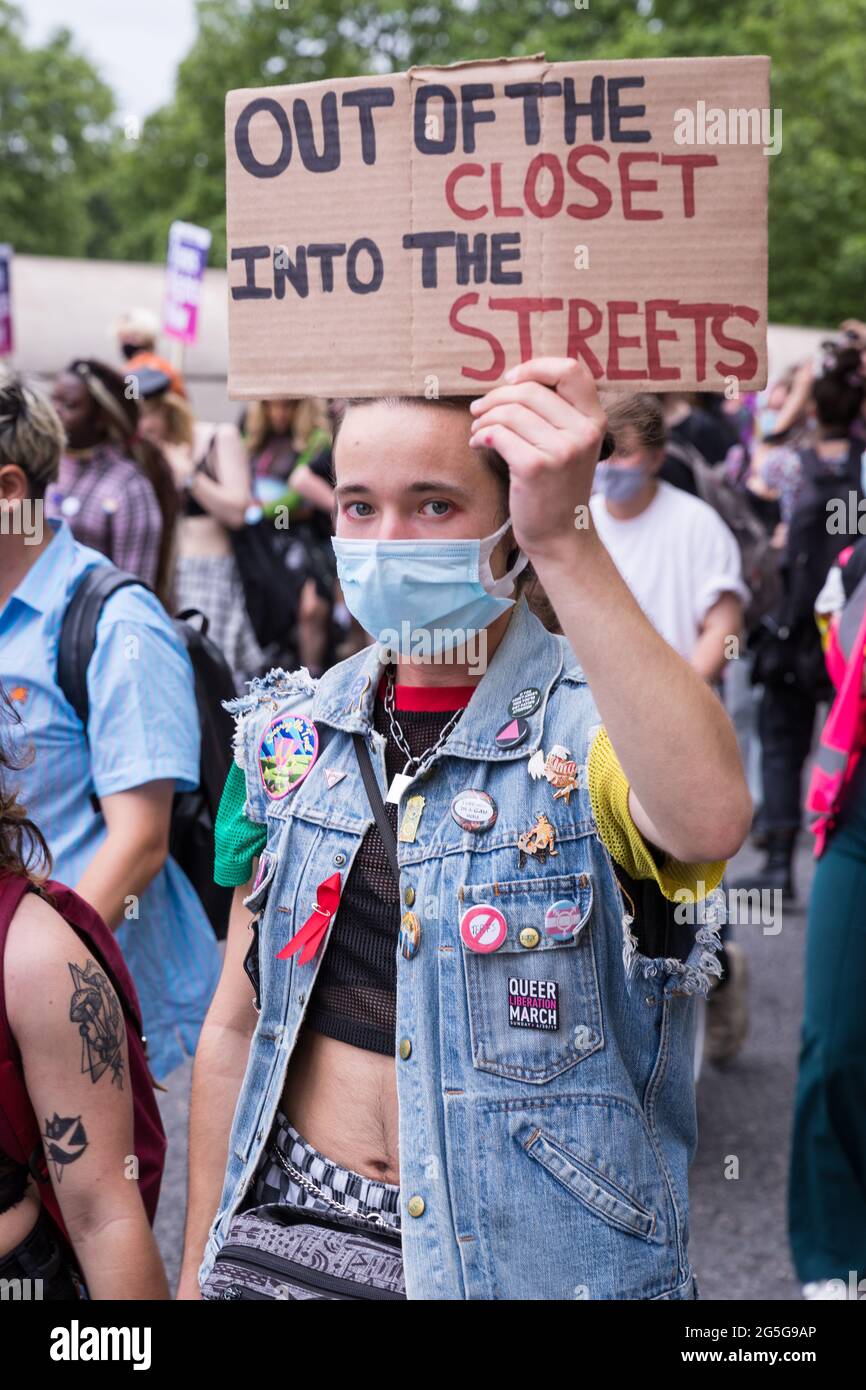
57,567,153,728
352,732,399,883
195,429,219,479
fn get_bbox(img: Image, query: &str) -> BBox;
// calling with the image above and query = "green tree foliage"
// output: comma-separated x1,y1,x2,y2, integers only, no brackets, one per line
2,0,864,325
0,0,116,256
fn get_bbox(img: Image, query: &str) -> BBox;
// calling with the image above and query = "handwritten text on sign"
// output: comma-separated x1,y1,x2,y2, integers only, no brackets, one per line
225,56,768,396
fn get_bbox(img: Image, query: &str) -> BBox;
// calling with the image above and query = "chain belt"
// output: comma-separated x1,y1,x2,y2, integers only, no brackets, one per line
270,1142,399,1230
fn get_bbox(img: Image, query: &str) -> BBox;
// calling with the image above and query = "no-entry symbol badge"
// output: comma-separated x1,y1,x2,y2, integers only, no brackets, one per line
460,903,508,954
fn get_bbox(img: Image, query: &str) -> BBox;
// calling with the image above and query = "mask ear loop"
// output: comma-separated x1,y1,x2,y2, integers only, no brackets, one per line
480,516,529,598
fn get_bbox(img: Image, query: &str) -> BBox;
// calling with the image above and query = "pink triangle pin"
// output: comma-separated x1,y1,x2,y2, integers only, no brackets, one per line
325,767,347,789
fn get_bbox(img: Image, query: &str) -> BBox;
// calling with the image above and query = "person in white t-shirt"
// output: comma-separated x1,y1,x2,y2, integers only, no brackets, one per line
590,391,752,1067
590,393,749,679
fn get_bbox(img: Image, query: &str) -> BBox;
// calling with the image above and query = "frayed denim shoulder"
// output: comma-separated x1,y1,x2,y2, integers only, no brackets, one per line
222,666,319,769
621,887,726,1000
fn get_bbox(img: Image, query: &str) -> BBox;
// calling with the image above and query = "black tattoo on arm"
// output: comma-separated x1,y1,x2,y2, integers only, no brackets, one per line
68,959,125,1088
43,1114,88,1181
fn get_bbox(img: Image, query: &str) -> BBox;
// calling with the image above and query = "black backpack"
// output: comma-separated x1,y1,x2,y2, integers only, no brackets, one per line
57,566,235,939
751,442,865,700
664,437,781,631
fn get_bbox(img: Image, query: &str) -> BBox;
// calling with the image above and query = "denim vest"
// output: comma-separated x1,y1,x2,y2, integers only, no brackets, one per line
200,599,721,1299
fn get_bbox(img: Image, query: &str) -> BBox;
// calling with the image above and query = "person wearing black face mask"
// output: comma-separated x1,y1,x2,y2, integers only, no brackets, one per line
114,307,187,398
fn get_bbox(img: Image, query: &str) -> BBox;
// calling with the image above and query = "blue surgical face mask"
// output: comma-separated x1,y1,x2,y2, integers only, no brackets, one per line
593,461,649,502
331,517,529,657
758,407,779,438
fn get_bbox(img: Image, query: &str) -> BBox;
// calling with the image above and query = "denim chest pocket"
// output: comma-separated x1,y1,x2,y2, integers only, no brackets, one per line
459,873,602,1084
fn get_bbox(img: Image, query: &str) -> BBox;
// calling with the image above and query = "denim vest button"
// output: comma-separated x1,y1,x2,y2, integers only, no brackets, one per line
404,886,416,907
399,1038,412,1060
407,1195,425,1217
333,852,347,866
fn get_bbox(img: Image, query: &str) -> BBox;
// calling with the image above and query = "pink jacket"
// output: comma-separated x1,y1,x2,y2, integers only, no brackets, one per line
806,553,866,856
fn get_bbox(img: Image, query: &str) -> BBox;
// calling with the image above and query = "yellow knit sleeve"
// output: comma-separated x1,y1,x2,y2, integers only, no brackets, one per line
815,610,832,653
587,726,725,903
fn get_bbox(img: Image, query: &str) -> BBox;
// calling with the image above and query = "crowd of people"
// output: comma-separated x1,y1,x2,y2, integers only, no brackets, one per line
0,310,864,1301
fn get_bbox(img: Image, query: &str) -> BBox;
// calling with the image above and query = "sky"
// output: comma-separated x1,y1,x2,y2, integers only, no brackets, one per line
22,0,198,120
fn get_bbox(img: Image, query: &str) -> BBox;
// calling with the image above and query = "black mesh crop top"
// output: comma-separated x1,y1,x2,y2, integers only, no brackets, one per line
302,680,474,1055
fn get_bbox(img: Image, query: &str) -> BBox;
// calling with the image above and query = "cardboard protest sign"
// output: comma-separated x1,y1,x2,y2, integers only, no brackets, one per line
164,220,212,344
225,53,768,397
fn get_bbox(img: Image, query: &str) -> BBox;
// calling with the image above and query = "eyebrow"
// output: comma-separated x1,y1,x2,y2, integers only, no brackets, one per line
333,480,474,501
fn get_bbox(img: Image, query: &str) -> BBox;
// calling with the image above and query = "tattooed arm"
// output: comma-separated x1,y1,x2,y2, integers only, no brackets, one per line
5,890,169,1299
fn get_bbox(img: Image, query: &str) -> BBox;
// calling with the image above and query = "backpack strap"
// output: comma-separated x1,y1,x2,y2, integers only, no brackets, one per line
57,567,152,729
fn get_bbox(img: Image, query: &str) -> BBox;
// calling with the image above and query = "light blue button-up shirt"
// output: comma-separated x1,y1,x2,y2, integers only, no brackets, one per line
0,517,220,1078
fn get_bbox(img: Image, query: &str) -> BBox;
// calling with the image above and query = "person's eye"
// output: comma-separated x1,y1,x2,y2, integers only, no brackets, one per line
345,500,374,519
421,499,452,517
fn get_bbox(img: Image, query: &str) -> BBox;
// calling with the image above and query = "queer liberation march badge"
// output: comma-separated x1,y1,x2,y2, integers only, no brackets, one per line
259,713,319,800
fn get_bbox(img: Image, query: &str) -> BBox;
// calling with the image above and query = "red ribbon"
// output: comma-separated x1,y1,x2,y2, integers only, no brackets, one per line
276,872,342,965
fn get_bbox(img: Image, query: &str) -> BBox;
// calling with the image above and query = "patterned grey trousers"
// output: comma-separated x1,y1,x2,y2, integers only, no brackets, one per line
201,1109,405,1300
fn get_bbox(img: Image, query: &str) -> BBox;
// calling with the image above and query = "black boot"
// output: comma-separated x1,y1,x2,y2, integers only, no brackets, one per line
731,829,796,900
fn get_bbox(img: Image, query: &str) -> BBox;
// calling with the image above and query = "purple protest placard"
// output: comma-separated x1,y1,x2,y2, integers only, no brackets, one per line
0,246,13,357
163,221,212,344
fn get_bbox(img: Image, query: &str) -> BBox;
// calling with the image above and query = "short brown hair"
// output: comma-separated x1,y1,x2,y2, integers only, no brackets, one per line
602,392,667,453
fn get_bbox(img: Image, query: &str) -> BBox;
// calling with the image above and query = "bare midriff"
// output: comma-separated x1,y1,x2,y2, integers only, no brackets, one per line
279,1025,401,1186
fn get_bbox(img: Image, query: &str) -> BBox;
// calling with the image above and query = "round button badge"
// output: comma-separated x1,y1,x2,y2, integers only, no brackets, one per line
451,789,498,833
459,903,508,954
544,899,582,938
494,717,529,750
399,911,421,960
508,687,541,718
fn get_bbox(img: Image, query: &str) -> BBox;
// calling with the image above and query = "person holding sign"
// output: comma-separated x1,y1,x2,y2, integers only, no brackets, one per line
182,357,750,1301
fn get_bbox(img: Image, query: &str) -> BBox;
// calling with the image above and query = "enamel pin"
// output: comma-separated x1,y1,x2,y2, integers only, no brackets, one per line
517,813,559,869
253,850,274,893
345,672,371,714
398,795,426,844
528,744,580,804
324,767,347,789
258,713,319,800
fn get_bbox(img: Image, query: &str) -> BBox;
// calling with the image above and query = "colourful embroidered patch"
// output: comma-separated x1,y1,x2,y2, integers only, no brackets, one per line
258,714,319,800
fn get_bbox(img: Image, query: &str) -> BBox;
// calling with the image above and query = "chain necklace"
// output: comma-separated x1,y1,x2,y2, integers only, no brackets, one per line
383,665,465,803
